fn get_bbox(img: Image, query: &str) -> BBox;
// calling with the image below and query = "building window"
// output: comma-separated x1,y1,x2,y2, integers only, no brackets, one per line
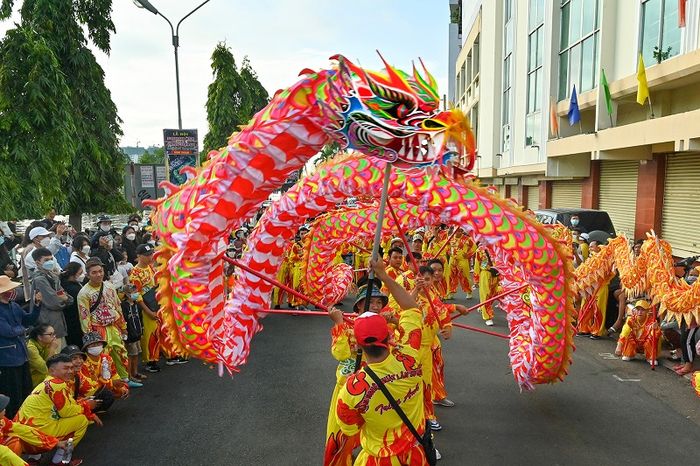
501,0,513,152
558,0,600,100
526,0,544,147
640,0,681,65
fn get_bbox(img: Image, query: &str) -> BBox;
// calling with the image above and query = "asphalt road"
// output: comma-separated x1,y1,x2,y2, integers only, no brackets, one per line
77,294,699,465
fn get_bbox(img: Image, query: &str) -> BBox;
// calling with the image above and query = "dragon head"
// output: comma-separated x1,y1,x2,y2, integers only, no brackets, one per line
318,53,475,171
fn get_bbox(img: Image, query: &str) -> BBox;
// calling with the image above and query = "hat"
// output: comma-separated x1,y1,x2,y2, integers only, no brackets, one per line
0,394,9,412
634,300,651,309
0,275,21,294
353,312,390,348
353,285,389,312
390,237,403,245
60,344,86,360
97,214,111,223
29,226,51,240
81,331,107,351
128,214,142,223
136,243,155,255
412,234,423,242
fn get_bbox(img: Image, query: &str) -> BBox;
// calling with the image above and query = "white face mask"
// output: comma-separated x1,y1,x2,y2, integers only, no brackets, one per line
99,224,111,232
129,224,139,231
87,346,103,356
126,233,136,241
39,237,51,247
147,240,156,246
81,245,91,255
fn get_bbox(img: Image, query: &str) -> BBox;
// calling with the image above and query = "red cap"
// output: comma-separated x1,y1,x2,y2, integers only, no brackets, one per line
353,312,389,348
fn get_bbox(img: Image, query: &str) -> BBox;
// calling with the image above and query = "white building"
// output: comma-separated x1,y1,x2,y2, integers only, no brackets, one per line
452,0,700,256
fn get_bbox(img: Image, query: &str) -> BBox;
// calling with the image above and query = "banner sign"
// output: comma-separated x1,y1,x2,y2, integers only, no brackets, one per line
163,129,198,185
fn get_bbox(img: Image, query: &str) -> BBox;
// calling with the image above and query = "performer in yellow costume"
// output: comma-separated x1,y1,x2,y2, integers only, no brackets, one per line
16,355,99,453
287,227,308,308
324,286,388,466
0,394,61,465
450,228,476,299
615,300,661,365
474,246,497,326
129,245,161,369
335,259,430,465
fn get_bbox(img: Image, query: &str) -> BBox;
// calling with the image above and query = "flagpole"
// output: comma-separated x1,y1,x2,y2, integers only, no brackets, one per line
648,94,655,119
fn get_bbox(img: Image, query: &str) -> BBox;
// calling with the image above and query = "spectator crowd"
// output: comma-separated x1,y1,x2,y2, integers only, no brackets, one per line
0,211,187,465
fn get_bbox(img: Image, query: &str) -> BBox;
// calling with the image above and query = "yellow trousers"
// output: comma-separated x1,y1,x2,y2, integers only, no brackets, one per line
420,345,435,421
34,415,89,446
479,271,495,320
141,313,160,363
0,445,26,466
324,380,358,466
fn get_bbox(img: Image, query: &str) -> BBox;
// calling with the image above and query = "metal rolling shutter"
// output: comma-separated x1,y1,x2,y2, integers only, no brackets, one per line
662,154,700,256
598,160,639,238
527,185,540,210
551,180,582,208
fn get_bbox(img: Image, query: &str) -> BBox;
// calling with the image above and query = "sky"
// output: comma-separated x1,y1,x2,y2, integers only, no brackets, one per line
0,0,451,149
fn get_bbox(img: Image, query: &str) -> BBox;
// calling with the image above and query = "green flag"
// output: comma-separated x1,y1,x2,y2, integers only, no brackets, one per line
601,69,613,116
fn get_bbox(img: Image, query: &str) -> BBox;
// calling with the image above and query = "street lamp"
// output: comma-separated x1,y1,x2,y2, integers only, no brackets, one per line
133,0,211,129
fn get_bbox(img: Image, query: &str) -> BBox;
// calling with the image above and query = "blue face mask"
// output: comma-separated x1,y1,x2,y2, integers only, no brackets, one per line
0,236,4,247
130,293,139,301
42,260,55,271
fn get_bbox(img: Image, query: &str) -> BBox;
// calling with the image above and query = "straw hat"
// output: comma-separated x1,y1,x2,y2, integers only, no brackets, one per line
0,275,20,294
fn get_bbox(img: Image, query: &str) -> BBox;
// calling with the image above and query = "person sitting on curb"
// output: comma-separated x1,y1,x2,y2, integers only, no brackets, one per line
26,323,61,387
0,393,67,466
79,332,129,412
16,354,102,466
60,345,98,405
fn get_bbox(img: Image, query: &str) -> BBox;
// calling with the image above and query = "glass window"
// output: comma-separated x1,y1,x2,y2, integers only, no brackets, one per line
581,35,595,91
559,0,600,99
641,0,680,65
526,1,544,146
559,51,569,100
582,0,596,35
502,0,514,151
662,0,681,58
503,56,511,90
568,0,582,44
503,89,510,122
525,113,541,146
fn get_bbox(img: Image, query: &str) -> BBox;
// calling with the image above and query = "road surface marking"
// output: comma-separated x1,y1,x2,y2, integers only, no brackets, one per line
613,374,641,382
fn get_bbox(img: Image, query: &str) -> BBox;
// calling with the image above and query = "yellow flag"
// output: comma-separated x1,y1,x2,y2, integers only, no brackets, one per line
637,54,649,105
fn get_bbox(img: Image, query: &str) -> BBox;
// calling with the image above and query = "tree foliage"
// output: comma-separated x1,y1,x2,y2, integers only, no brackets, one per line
139,147,165,165
202,43,269,161
0,0,129,222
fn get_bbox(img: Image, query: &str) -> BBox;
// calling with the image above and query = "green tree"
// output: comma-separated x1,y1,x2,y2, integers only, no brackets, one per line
0,0,130,226
140,147,165,165
201,44,269,163
239,56,269,117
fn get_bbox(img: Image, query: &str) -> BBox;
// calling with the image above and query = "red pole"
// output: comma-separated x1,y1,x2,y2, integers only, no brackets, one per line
386,200,441,323
226,256,325,309
431,228,458,259
452,322,509,339
257,308,354,319
449,284,528,322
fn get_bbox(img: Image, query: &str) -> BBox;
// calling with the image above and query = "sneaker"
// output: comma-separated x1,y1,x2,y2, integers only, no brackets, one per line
435,449,442,460
433,398,455,407
465,293,473,299
145,363,161,373
428,419,443,431
134,372,148,380
166,358,178,366
485,319,494,327
127,379,144,388
647,359,658,366
621,356,632,361
589,334,601,340
53,460,83,466
175,357,190,364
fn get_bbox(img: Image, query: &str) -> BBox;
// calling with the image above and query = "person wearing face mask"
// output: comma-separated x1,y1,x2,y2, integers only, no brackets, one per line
0,275,42,418
21,226,61,302
30,248,73,348
120,284,145,387
60,263,86,348
94,215,114,237
77,258,129,381
0,222,21,278
69,235,91,278
121,226,139,265
80,331,129,409
90,231,123,280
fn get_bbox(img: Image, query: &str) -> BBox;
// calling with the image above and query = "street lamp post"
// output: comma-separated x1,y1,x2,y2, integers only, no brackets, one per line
133,0,211,130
